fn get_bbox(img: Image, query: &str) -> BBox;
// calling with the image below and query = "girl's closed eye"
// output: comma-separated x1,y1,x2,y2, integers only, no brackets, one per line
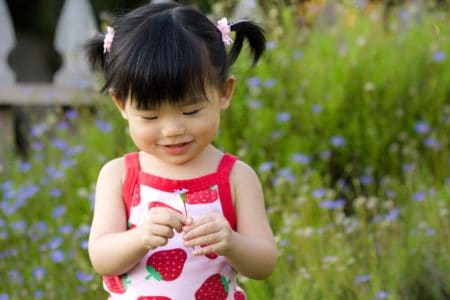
141,115,158,120
183,109,201,116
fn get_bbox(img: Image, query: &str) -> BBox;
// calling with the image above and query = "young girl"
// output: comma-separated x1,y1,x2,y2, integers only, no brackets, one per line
84,2,277,299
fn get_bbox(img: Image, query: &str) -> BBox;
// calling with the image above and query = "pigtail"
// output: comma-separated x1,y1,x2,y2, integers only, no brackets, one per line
83,34,107,70
228,20,265,66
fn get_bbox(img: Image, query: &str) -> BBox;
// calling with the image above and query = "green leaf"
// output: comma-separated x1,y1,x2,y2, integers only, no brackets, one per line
145,266,162,281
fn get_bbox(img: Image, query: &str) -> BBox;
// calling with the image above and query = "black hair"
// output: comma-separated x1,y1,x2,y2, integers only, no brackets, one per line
84,1,265,109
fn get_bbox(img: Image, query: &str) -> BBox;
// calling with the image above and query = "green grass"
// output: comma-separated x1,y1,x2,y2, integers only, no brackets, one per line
1,4,449,300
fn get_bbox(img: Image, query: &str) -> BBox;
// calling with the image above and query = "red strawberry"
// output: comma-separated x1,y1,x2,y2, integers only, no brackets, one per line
149,201,183,214
195,273,230,300
201,245,218,260
186,185,219,204
137,297,172,300
234,290,246,300
103,274,130,294
145,248,187,281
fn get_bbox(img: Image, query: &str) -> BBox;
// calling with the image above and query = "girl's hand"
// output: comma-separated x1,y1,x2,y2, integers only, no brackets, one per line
182,213,234,256
140,207,192,250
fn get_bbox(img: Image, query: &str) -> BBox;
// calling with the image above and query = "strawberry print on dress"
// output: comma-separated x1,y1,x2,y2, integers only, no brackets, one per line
104,274,131,294
195,273,230,300
145,248,187,281
233,290,246,300
186,185,219,204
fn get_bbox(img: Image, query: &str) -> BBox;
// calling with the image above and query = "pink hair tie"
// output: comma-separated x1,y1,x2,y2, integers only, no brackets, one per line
217,17,233,46
103,26,115,53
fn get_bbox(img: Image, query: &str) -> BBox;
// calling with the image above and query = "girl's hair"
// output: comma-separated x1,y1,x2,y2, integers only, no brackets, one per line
84,1,265,109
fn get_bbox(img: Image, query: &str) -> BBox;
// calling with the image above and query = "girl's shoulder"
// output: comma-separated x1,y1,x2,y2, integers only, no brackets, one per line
229,159,261,186
97,156,127,183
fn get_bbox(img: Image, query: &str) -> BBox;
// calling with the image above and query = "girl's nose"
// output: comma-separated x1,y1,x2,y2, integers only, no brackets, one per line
161,118,186,137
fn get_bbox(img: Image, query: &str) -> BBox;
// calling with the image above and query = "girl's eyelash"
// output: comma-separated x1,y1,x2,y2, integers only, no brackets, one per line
142,116,158,120
183,109,201,115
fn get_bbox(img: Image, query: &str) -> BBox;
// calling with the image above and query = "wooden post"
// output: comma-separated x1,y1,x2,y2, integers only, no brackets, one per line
0,0,16,166
53,0,97,88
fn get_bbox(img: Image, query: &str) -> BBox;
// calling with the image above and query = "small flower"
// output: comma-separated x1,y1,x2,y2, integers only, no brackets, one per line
312,188,326,198
360,175,373,186
402,163,415,173
412,191,425,202
48,236,63,249
59,224,73,234
247,77,260,89
423,137,441,150
354,274,371,284
50,250,65,263
263,79,276,88
259,161,273,173
311,104,323,114
96,119,112,132
413,121,429,134
293,50,304,59
375,291,389,299
79,240,89,249
51,138,68,150
76,271,94,282
65,109,78,119
385,208,399,221
34,291,44,299
50,188,62,198
19,161,32,173
52,205,66,218
432,50,445,62
266,41,277,50
276,112,291,123
320,199,346,210
331,135,346,147
33,267,47,280
292,153,311,164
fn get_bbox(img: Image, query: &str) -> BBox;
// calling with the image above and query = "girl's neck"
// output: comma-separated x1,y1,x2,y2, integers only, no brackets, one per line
138,145,223,180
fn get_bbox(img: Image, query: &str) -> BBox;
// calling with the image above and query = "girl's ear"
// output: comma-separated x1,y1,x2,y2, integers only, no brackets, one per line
219,75,235,110
112,95,128,119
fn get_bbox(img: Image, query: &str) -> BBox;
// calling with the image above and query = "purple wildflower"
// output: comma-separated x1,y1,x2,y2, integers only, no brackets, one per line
412,191,425,202
432,51,446,62
276,112,291,123
413,121,429,134
33,267,47,280
292,153,311,164
50,250,65,263
76,271,94,282
96,119,112,132
331,135,346,147
354,274,371,284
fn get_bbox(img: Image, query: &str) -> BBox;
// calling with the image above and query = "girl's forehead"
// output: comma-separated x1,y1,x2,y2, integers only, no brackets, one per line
128,94,210,109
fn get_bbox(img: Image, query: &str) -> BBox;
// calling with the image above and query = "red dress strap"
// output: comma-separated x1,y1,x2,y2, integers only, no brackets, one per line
217,153,238,230
122,152,140,220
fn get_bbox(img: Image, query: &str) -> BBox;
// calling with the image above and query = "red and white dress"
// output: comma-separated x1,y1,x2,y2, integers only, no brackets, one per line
103,152,246,300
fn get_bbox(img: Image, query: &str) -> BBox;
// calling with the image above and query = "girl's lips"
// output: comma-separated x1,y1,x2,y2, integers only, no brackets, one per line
161,142,192,155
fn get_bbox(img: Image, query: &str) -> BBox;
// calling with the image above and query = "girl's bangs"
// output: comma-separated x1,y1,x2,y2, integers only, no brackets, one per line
112,16,210,109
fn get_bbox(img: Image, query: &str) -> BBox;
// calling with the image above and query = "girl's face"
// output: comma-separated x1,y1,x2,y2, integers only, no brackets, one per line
114,77,234,166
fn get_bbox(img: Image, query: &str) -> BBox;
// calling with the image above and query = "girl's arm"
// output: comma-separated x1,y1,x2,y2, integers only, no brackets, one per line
224,161,277,279
183,160,277,279
88,158,148,275
88,158,187,276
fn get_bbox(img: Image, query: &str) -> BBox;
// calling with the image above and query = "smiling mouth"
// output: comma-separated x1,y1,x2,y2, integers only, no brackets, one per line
164,142,191,148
